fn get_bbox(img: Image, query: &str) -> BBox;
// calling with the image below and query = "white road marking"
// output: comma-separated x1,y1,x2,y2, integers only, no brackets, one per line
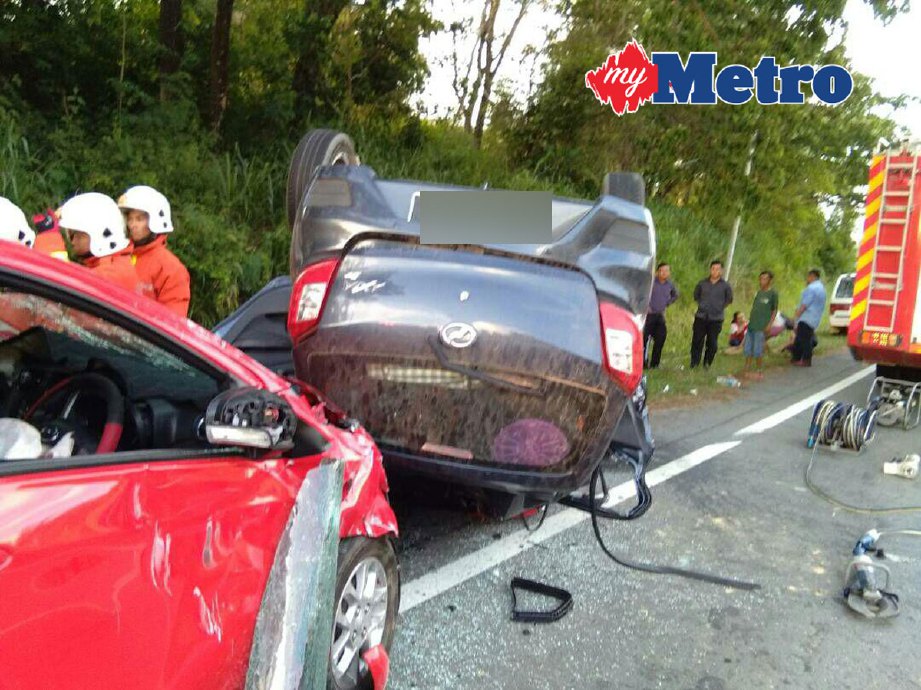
400,441,739,613
733,366,874,437
400,365,873,614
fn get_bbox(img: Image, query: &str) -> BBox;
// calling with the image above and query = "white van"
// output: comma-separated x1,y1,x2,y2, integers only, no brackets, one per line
829,272,856,333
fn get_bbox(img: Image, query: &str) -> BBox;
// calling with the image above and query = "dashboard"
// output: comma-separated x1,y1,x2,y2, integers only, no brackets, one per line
0,327,219,454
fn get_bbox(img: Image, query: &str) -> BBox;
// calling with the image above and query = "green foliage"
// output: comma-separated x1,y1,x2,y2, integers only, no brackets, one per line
502,0,905,284
0,0,908,334
0,102,281,326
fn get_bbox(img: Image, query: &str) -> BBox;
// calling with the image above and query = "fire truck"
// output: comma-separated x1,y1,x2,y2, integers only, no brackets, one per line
848,142,921,429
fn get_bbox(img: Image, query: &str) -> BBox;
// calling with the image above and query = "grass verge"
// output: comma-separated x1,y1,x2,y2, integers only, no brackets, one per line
645,328,849,409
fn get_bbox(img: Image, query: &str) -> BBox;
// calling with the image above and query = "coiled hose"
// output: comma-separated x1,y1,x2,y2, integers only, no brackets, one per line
807,399,877,451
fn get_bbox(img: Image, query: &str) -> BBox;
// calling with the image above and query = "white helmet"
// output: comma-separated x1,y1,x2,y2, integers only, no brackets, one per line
118,185,173,234
0,197,35,248
58,193,129,257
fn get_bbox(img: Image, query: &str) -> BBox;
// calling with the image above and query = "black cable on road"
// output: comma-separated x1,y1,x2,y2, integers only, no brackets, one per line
587,463,762,591
805,447,921,515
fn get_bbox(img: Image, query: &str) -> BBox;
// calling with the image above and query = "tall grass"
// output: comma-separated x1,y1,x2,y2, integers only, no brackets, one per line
0,107,287,325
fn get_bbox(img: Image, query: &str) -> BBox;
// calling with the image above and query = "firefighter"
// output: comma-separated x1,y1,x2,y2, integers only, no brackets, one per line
0,199,39,336
31,208,69,261
0,197,36,248
57,193,138,293
118,185,190,318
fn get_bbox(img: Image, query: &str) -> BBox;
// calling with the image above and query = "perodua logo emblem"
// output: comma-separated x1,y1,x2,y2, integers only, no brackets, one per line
439,322,478,349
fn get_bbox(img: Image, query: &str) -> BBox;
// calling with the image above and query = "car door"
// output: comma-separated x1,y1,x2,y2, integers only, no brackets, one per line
0,457,320,690
0,462,161,689
0,277,311,689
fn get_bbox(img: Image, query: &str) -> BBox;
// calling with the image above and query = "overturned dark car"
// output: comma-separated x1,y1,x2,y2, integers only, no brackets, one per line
217,130,656,510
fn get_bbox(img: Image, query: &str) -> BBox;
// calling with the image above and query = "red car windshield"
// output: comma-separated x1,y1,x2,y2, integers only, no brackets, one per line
0,288,218,400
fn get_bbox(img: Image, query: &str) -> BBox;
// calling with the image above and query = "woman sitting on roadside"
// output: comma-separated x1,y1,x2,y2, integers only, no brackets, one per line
723,312,748,355
728,311,748,347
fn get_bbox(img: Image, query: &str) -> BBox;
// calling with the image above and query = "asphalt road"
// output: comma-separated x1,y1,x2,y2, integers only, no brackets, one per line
384,351,921,689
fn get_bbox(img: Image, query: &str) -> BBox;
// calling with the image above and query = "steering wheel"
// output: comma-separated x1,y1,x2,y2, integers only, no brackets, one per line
24,372,126,454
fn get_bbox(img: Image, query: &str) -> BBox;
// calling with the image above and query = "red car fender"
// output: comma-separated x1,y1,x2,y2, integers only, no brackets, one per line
333,428,399,539
279,390,398,541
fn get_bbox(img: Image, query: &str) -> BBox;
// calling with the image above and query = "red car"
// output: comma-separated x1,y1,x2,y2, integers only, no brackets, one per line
0,243,398,690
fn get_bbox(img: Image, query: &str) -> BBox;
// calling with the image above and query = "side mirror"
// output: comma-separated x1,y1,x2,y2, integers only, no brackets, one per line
204,387,296,451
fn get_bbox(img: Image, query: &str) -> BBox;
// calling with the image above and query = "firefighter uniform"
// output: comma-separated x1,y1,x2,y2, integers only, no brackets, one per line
118,186,191,319
83,247,140,294
33,231,69,261
132,235,191,318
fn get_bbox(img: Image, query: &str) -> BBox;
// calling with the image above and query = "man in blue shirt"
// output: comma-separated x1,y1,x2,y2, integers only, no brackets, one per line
791,269,826,367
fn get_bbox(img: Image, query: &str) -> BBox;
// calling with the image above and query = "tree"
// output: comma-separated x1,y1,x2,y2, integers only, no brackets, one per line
291,0,350,118
498,0,906,281
208,0,234,130
158,0,184,102
450,0,532,147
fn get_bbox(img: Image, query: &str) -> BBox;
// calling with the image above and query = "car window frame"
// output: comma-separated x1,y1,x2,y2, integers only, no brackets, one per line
834,274,855,300
0,267,246,475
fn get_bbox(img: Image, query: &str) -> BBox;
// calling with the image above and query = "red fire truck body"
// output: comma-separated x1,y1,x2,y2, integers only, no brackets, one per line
848,144,921,379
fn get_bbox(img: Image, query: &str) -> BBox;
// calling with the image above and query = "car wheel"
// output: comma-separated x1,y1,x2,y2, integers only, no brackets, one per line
328,537,399,690
287,129,359,231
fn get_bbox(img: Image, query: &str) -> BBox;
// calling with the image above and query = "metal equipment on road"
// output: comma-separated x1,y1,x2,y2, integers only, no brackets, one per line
806,399,878,452
868,376,921,430
839,529,921,619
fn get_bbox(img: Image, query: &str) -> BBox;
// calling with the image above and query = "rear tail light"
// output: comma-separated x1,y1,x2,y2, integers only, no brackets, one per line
288,258,340,343
830,303,850,313
599,302,643,393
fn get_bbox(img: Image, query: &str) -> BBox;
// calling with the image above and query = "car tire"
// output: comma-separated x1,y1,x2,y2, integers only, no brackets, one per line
328,537,399,690
602,172,645,206
287,129,360,231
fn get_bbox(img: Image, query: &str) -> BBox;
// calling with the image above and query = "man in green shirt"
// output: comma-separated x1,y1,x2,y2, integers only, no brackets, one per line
743,270,779,378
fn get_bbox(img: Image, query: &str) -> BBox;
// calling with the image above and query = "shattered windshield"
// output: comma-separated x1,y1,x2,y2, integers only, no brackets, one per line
0,288,217,399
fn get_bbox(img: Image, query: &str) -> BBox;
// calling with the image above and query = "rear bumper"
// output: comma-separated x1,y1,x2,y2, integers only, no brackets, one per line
377,396,628,500
848,325,921,368
850,344,921,369
829,310,850,328
379,375,655,502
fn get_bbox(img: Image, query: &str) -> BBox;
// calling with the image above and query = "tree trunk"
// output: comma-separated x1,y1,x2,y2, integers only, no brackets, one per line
472,74,494,146
158,0,184,102
208,0,234,131
471,0,500,146
451,0,530,147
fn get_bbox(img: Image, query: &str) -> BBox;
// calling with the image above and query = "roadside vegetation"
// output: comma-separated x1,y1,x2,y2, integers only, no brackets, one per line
1,0,910,343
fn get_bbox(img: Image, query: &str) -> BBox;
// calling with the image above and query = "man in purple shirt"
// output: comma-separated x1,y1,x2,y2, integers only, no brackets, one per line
644,262,679,368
